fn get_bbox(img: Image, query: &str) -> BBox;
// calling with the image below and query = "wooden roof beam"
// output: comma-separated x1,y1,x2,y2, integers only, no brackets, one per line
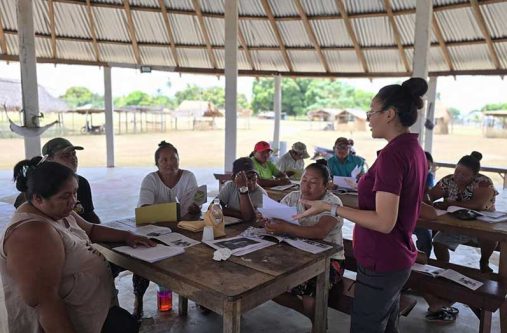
335,0,369,74
0,8,8,55
48,0,57,59
295,0,330,72
470,0,502,70
123,0,142,65
191,0,218,69
432,15,454,72
238,26,255,71
260,0,293,72
85,0,101,62
157,0,179,67
383,0,411,72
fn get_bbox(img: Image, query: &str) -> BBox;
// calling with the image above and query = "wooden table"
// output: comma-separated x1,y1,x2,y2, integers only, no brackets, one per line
95,221,338,333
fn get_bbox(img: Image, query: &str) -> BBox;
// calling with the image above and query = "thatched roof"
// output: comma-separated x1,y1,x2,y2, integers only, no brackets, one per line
0,78,67,113
1,0,507,77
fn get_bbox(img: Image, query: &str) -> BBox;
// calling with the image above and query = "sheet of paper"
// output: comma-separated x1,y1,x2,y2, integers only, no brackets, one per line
153,232,200,248
333,176,356,190
269,183,298,191
411,263,445,277
193,185,207,205
438,269,483,290
350,165,361,179
113,244,184,263
283,238,333,254
258,195,299,224
204,236,275,256
435,209,447,216
134,224,172,237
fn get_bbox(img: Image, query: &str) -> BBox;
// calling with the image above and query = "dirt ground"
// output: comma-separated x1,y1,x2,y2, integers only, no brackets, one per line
3,118,506,185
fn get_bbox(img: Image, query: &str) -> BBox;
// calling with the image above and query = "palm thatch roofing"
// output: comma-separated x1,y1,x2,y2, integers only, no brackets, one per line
0,78,67,112
1,0,507,77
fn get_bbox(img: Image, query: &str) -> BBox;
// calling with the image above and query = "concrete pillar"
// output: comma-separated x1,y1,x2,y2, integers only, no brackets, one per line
17,0,41,158
224,0,238,172
104,67,115,167
424,77,437,153
410,0,432,144
273,75,282,156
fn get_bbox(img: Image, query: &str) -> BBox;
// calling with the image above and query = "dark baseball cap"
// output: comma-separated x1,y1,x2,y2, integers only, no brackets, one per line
42,138,84,156
232,157,257,174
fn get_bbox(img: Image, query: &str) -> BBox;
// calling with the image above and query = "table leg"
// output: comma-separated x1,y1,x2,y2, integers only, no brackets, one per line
499,242,507,333
313,258,330,333
223,299,241,333
178,295,188,316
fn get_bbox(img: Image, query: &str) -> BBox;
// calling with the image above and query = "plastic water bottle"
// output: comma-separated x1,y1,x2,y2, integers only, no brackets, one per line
157,285,172,311
210,198,223,225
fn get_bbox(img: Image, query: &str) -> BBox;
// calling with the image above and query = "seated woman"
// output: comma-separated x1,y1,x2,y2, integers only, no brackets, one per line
1,160,153,333
133,141,201,318
217,157,267,221
262,160,344,324
251,141,291,187
428,151,499,273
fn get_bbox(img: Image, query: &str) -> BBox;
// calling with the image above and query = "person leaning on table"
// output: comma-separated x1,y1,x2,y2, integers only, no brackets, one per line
294,78,431,333
216,157,267,222
1,159,154,333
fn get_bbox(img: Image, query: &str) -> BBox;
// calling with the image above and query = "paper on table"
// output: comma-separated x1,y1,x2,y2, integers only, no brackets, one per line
113,244,184,263
258,195,299,224
134,224,172,237
269,183,298,191
333,176,356,190
350,165,361,180
153,232,200,248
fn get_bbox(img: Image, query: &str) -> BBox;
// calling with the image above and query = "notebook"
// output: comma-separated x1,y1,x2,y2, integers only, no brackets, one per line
113,244,185,263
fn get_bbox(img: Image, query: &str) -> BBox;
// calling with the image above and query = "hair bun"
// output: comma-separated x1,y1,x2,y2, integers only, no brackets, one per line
401,78,428,109
470,151,483,161
316,158,328,166
158,140,170,147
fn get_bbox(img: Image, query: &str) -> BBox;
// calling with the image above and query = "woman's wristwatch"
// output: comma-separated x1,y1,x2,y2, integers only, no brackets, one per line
239,186,249,194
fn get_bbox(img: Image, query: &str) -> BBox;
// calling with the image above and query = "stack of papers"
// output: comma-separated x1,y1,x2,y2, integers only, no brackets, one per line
412,263,483,290
258,195,299,224
113,244,185,263
204,236,275,256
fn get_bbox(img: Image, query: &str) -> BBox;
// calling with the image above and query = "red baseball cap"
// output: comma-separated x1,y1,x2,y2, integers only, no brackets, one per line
254,141,272,153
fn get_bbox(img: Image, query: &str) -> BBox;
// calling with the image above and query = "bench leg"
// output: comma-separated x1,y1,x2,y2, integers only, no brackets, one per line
479,310,492,333
313,258,330,333
178,295,188,316
501,301,507,333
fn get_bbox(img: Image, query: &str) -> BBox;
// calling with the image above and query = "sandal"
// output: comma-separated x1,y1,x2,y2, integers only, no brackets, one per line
441,306,459,316
425,309,456,323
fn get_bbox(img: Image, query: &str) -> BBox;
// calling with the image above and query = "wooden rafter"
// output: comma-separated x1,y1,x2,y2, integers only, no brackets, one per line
0,8,8,55
238,26,255,71
85,0,100,62
383,0,411,72
5,28,507,52
48,0,57,59
157,0,179,67
260,0,293,72
123,0,142,65
191,0,218,69
295,0,330,72
432,15,454,72
50,0,506,22
470,0,501,70
335,0,368,73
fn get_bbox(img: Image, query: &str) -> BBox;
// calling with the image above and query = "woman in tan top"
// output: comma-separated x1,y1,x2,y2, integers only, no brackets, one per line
0,160,154,333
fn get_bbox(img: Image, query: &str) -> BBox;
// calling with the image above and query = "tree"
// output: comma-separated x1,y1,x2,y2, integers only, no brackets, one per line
447,107,461,120
481,102,507,111
60,86,103,108
114,91,154,107
174,84,204,105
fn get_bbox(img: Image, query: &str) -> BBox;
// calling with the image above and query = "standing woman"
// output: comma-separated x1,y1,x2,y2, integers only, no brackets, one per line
295,78,429,332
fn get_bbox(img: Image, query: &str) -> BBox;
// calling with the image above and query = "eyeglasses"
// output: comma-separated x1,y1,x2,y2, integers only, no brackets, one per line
366,108,386,121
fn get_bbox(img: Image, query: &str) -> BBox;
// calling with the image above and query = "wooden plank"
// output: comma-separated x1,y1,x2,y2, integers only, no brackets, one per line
158,0,180,67
0,7,8,55
122,0,142,64
260,0,293,72
238,26,255,71
470,0,502,70
432,15,454,72
85,0,100,62
313,257,330,333
335,0,369,74
383,0,411,72
191,0,218,69
178,294,188,316
294,0,330,72
48,0,57,59
223,299,241,333
500,242,507,285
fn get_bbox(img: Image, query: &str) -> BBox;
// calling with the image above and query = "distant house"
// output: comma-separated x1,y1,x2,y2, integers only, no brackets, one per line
307,108,341,121
334,109,367,132
482,110,507,138
0,78,67,113
433,102,452,135
173,101,222,118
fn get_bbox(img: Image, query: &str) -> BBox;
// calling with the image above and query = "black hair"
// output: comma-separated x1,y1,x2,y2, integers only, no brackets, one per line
375,77,428,127
154,141,178,165
458,151,482,174
424,151,434,164
14,160,76,201
305,159,331,185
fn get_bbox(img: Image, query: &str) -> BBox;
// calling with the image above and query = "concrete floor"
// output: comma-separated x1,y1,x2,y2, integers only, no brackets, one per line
1,166,506,332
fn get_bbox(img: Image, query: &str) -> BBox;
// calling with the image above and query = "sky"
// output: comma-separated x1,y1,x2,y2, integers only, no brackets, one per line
1,61,507,113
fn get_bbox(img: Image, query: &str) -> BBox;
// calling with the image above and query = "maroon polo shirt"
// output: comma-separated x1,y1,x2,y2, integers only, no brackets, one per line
353,133,427,272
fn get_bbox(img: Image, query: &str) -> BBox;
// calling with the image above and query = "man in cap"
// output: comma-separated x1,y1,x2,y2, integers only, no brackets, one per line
251,141,291,188
276,141,310,180
216,157,267,222
327,137,365,181
42,137,101,224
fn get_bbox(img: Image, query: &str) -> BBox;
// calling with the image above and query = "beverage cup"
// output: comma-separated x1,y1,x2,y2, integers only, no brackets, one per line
202,226,214,241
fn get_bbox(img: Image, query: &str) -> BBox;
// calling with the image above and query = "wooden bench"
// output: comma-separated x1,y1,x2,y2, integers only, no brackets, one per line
434,161,507,189
342,238,507,333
